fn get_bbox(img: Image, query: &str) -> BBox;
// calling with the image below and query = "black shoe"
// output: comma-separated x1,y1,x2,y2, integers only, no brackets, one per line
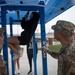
28,70,32,75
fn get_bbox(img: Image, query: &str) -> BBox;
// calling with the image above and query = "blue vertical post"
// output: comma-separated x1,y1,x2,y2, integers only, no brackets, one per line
9,17,15,75
33,34,37,75
39,1,48,75
1,6,9,75
0,0,2,3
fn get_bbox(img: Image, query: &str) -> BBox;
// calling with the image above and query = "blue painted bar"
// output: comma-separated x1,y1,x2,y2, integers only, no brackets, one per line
39,1,48,75
9,17,15,75
1,1,48,75
5,5,40,11
33,34,37,75
0,0,2,3
1,6,9,75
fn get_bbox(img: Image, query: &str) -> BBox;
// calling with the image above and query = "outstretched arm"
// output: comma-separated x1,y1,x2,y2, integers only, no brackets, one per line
43,46,59,59
21,11,30,29
24,11,29,19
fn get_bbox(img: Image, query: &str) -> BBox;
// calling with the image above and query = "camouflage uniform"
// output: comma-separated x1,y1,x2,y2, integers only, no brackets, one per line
0,55,7,75
46,40,75,75
0,28,6,75
46,20,75,75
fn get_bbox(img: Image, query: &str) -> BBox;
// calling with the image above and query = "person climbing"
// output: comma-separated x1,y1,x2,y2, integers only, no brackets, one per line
8,11,40,56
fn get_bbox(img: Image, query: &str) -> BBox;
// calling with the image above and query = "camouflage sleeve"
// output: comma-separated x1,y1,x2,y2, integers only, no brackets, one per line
46,50,59,59
0,49,1,54
66,66,75,75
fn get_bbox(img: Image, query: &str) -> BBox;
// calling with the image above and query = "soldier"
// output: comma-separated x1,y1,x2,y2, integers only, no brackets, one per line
0,28,6,75
43,20,75,75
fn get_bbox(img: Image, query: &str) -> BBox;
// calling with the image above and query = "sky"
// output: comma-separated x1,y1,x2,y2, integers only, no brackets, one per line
6,5,75,35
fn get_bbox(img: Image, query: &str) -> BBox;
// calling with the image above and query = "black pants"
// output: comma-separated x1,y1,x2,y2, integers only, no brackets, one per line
27,43,38,71
27,54,33,71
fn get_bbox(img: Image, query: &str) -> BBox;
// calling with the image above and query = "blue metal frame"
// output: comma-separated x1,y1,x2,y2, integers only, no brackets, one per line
39,1,48,75
0,0,6,4
9,17,15,75
0,0,2,3
1,1,48,75
33,34,37,75
1,6,9,75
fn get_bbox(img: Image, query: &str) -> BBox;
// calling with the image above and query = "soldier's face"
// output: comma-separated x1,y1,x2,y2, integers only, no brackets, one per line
54,30,61,41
